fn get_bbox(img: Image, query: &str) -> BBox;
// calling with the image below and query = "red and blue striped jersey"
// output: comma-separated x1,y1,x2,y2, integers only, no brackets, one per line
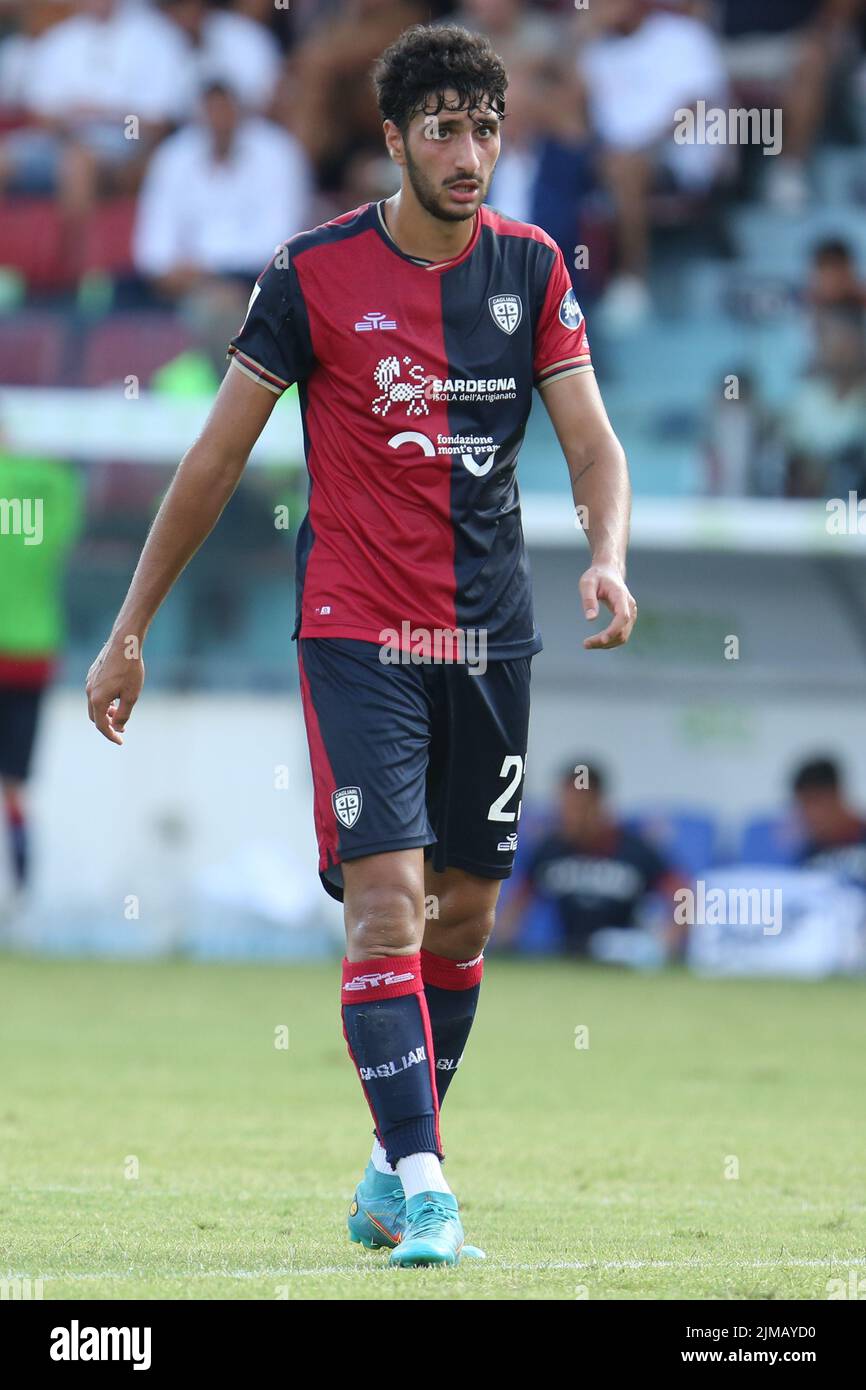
227,199,593,658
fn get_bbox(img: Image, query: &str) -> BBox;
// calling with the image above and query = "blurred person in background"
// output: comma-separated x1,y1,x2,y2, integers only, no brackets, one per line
289,0,425,182
159,0,283,113
0,1,76,113
228,0,295,52
714,0,863,212
488,56,594,268
579,0,729,331
496,762,685,960
784,305,866,496
133,76,311,363
806,237,866,319
0,0,191,225
448,0,565,72
703,369,786,496
286,0,355,44
0,434,84,913
792,756,866,888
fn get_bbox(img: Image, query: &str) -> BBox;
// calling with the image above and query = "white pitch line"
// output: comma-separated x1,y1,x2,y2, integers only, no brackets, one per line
499,1257,866,1272
8,1186,189,1197
21,1256,866,1282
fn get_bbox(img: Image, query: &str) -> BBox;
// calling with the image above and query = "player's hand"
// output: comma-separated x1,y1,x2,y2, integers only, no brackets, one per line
580,561,637,651
85,635,145,745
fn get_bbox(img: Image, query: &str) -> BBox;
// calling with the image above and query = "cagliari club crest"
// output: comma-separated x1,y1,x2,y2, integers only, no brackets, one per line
488,294,523,335
332,785,363,829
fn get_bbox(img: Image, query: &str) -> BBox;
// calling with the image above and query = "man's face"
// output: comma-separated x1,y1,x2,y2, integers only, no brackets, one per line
79,0,116,20
203,88,239,144
813,254,854,300
795,788,842,842
817,317,865,377
598,0,645,36
391,89,502,224
163,0,205,37
559,784,602,843
463,0,519,33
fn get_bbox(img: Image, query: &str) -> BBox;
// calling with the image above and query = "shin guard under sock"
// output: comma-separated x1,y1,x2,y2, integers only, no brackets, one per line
420,948,484,1106
341,954,443,1169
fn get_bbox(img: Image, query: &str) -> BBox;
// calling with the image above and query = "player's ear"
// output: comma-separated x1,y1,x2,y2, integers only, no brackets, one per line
383,119,406,165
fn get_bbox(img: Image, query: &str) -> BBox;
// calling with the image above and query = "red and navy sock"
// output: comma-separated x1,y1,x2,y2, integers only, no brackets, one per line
3,788,28,888
341,954,443,1169
420,948,484,1106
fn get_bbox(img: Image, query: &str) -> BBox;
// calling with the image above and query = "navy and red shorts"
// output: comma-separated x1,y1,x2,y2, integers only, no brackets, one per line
297,637,532,902
0,685,45,780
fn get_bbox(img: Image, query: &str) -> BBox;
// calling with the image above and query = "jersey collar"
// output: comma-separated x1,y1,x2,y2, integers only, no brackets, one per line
372,199,483,272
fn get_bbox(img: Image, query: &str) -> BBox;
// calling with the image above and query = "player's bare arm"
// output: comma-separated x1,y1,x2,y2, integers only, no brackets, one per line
85,361,277,745
540,370,637,651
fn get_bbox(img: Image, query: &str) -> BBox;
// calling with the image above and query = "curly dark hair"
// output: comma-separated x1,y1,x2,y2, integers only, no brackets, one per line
372,23,508,133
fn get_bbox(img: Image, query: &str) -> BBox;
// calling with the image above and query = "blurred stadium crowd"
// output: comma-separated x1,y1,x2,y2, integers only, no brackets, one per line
2,1,866,964
494,752,866,966
1,0,866,497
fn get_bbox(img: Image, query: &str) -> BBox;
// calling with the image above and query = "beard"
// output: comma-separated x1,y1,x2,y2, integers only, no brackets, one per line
403,144,486,223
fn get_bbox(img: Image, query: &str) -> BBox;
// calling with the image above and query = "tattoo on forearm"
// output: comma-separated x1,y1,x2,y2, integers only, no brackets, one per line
570,458,596,486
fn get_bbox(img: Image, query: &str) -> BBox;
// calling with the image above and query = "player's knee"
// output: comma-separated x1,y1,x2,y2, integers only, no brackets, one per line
345,883,424,958
432,905,496,958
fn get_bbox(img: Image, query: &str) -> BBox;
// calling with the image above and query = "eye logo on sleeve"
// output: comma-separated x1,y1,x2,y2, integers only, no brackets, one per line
558,288,584,331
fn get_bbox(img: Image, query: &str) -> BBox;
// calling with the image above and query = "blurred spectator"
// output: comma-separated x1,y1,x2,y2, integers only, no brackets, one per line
579,0,729,331
489,58,594,265
0,2,77,111
225,0,295,52
0,0,191,220
792,756,866,887
286,0,347,44
497,761,685,959
714,0,862,212
134,79,310,290
159,0,283,113
338,146,400,211
0,437,84,909
806,237,866,317
785,306,866,496
704,370,786,495
448,0,565,71
133,78,311,370
290,0,425,182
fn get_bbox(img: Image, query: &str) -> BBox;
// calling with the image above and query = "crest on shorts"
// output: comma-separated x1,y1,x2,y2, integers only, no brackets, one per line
489,294,523,335
332,785,363,829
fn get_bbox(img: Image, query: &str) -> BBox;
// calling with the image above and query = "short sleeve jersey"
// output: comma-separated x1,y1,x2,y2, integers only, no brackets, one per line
227,200,593,657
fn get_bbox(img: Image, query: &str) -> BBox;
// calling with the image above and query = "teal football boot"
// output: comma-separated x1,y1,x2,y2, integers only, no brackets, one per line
388,1191,465,1268
347,1160,406,1250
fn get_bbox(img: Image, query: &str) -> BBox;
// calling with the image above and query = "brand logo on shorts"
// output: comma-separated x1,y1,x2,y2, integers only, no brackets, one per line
489,294,523,335
332,785,363,829
497,831,519,852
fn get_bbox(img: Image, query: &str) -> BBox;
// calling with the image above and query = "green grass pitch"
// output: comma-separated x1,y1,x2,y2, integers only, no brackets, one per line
1,952,864,1300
